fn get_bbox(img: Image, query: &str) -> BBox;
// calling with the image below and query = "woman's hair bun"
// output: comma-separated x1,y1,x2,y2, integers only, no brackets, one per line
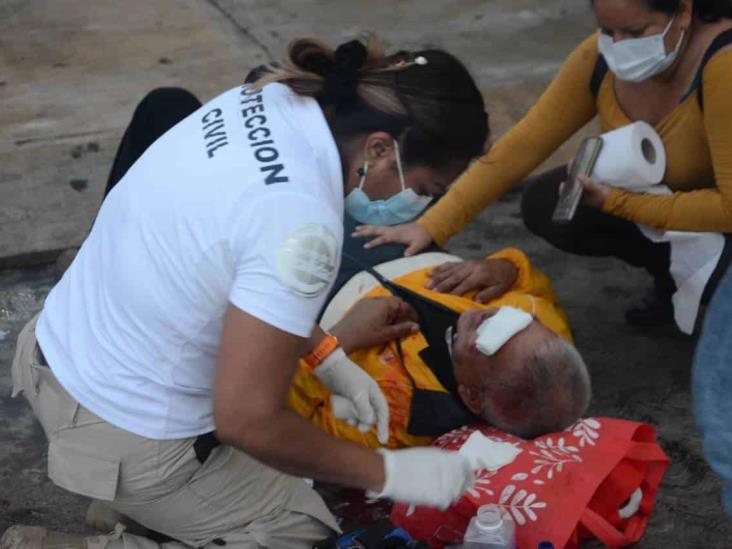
289,38,335,77
323,40,369,110
254,34,489,170
333,40,368,71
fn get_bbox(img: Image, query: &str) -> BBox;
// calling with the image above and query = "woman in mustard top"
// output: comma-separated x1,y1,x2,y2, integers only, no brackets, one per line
356,0,732,326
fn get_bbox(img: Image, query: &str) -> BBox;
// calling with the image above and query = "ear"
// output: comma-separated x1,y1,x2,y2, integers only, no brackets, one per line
457,384,484,417
363,131,396,166
679,0,693,29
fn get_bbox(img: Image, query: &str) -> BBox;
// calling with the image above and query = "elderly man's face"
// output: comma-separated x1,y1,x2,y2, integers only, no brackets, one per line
451,308,555,413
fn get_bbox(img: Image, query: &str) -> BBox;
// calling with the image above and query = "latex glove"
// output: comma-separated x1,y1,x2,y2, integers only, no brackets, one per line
314,348,389,444
368,447,475,509
330,394,365,427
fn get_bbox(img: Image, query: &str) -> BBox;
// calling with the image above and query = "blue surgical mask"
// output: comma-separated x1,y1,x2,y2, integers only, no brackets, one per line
598,16,685,83
345,141,432,226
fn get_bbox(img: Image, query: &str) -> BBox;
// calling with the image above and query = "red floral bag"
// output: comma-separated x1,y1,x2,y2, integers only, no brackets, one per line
391,418,669,548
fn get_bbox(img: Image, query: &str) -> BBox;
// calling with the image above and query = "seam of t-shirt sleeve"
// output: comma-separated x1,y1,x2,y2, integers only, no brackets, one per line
228,295,313,338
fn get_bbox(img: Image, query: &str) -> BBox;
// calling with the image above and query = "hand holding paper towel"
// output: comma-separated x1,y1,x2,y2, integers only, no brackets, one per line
591,121,667,190
403,431,522,516
459,431,522,472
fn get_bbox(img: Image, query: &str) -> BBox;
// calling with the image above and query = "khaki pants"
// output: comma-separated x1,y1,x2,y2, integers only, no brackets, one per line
10,316,339,549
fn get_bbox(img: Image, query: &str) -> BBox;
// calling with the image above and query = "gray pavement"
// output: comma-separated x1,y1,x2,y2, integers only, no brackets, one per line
1,1,731,547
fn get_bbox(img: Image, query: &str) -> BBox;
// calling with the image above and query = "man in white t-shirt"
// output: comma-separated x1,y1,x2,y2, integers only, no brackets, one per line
5,37,491,549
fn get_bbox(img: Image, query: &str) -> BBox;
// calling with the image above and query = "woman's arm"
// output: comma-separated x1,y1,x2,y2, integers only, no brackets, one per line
602,50,732,232
417,35,601,245
215,304,475,507
214,304,386,489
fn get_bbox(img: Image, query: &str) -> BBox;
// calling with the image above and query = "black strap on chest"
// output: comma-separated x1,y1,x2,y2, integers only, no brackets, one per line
343,253,462,393
590,29,732,112
341,253,476,436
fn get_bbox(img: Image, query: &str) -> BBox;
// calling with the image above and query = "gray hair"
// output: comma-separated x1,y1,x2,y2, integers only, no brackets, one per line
480,336,592,439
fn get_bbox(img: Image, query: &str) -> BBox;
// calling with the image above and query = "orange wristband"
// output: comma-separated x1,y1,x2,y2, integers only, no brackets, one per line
303,333,340,369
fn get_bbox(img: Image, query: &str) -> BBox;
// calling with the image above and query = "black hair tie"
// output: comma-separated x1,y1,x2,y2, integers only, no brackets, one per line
323,40,368,110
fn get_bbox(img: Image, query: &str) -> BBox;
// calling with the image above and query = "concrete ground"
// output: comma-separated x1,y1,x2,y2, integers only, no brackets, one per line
1,1,730,547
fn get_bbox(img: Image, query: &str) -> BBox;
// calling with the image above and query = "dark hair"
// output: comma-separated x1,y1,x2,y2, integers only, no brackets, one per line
593,0,732,22
255,35,489,169
648,0,732,21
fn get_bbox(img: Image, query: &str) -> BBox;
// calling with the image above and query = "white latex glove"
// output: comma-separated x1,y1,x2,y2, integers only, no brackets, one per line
368,447,475,509
314,348,389,444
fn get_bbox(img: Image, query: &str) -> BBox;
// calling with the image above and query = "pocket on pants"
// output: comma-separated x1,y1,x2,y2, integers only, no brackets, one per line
10,340,25,398
48,440,120,501
284,476,341,534
10,316,40,398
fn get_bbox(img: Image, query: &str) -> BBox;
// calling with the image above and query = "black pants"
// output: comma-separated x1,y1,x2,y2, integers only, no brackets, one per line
521,166,677,293
104,87,202,197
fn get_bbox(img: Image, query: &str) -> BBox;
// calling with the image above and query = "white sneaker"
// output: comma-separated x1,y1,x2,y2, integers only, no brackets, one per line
0,526,87,549
85,502,147,537
85,502,123,533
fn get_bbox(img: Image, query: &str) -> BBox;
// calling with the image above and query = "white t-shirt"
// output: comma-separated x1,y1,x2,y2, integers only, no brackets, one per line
36,83,344,439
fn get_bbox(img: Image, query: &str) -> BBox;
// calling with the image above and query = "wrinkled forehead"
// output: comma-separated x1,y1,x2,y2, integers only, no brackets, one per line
502,320,551,355
477,320,553,374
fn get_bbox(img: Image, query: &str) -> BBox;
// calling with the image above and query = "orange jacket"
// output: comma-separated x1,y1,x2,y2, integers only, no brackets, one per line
288,248,571,449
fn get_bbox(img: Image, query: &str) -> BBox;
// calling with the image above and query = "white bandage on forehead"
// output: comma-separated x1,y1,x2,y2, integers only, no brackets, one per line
475,306,533,356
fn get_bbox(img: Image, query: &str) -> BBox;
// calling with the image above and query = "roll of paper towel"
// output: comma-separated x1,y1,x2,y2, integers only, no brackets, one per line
591,121,666,190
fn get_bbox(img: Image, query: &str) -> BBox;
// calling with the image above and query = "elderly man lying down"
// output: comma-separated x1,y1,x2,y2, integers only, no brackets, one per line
288,247,591,448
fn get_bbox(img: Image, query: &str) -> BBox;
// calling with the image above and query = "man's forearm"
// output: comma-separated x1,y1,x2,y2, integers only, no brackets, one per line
218,406,385,491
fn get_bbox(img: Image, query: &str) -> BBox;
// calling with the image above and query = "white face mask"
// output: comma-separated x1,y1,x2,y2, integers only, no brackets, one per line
598,16,685,83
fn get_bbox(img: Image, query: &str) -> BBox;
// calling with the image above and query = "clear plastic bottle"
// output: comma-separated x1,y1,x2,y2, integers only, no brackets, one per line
461,504,516,548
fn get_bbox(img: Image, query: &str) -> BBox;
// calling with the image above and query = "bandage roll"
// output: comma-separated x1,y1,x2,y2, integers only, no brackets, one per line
476,306,533,356
591,121,667,190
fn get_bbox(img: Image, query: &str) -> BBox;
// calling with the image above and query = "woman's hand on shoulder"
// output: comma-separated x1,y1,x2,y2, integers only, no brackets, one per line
426,258,518,303
352,222,433,257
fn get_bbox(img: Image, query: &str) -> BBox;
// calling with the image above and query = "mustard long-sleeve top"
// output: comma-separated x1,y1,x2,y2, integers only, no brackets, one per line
419,33,732,245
